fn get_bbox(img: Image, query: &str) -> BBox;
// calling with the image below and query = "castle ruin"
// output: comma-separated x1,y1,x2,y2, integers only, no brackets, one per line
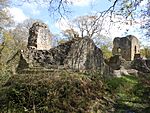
112,35,140,61
17,22,104,73
27,22,51,50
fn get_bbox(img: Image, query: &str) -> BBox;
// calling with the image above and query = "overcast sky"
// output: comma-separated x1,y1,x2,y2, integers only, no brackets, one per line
7,0,148,45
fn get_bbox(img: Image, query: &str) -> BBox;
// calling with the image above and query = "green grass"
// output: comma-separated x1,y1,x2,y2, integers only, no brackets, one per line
106,75,150,113
0,70,149,113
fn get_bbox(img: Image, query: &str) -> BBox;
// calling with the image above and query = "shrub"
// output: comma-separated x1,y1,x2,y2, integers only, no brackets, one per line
0,71,114,113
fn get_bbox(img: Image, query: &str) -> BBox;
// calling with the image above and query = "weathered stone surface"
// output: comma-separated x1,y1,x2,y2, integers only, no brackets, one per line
145,59,150,68
127,69,138,76
105,55,130,70
64,38,104,71
113,67,129,77
113,68,139,77
131,58,150,73
18,38,104,72
18,41,72,69
105,55,150,76
27,22,51,50
112,35,140,61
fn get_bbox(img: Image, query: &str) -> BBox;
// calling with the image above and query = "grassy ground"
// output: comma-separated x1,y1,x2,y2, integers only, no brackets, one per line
106,75,150,113
0,70,149,113
0,71,114,113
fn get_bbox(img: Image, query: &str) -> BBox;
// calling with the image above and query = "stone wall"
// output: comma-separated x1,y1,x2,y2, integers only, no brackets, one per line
131,58,150,73
131,36,140,60
112,35,140,61
27,22,51,50
18,38,104,72
64,38,104,71
146,59,150,68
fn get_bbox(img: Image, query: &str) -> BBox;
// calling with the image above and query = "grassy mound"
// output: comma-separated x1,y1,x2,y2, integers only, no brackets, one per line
106,75,150,113
0,71,114,113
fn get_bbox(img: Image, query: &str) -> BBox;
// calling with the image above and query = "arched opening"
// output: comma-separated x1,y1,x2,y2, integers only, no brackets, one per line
118,47,121,53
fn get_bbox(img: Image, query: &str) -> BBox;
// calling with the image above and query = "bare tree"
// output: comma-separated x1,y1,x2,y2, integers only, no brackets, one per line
17,0,149,20
18,0,150,36
9,19,43,48
18,0,72,18
62,13,114,39
73,15,100,38
62,28,79,39
0,0,14,29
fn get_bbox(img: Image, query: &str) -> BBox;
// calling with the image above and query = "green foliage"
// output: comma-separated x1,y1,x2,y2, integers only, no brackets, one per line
106,75,138,97
0,70,150,113
0,65,11,87
101,45,112,59
0,31,16,86
140,47,150,58
0,72,114,113
106,75,150,113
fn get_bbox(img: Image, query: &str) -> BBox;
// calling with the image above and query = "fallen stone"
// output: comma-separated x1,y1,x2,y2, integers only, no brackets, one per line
131,58,150,73
113,66,129,77
127,69,138,76
105,55,129,70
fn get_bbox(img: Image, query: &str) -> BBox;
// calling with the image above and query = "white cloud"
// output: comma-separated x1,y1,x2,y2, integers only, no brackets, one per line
32,9,40,15
7,7,29,23
10,0,41,16
22,3,40,15
94,13,142,39
140,0,148,6
55,14,125,38
68,0,95,6
55,13,143,43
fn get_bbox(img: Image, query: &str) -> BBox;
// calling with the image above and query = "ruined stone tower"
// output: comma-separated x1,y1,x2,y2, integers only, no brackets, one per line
27,22,51,50
17,22,104,72
112,35,140,61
